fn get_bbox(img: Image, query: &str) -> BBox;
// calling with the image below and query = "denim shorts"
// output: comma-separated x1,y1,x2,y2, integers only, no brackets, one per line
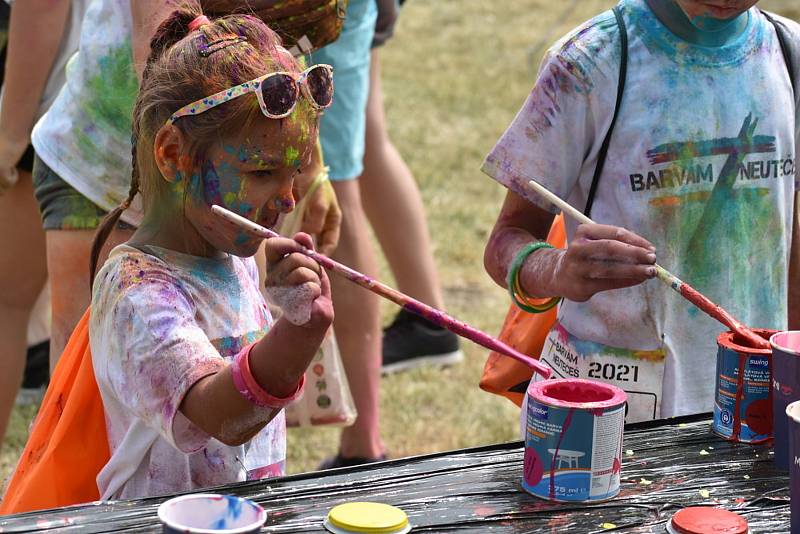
311,0,377,181
32,155,133,231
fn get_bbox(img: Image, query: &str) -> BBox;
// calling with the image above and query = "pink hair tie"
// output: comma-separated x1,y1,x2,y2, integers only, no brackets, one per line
231,344,305,409
188,15,211,32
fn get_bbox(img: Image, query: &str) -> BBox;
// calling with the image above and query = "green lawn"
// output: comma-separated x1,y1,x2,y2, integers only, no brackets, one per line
2,0,798,484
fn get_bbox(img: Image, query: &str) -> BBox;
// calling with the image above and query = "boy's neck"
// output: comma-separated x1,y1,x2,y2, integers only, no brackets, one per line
645,0,750,47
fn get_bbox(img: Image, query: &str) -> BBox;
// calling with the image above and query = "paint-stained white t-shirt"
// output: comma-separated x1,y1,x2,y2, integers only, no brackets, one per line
90,245,285,500
483,0,799,417
31,0,142,225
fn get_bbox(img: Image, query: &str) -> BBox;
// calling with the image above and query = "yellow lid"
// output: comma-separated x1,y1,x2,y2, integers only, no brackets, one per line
327,502,409,533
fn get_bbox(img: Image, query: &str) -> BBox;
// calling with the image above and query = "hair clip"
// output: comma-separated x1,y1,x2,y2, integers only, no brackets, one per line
197,35,248,57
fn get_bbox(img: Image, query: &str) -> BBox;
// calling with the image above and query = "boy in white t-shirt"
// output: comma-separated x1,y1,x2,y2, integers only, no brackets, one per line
483,0,799,421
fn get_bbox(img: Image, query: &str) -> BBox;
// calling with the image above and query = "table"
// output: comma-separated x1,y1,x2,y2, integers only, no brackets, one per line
0,414,790,533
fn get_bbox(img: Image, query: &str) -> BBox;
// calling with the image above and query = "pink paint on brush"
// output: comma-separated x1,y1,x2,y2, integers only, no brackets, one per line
211,205,552,379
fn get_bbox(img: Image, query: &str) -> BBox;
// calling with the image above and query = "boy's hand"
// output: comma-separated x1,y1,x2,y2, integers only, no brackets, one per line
263,232,334,329
523,223,657,302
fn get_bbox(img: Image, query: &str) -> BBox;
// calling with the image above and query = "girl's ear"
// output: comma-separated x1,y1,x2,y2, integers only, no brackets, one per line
154,124,190,183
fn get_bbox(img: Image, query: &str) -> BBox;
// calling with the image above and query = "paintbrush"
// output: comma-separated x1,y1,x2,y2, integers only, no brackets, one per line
211,205,553,378
525,179,770,350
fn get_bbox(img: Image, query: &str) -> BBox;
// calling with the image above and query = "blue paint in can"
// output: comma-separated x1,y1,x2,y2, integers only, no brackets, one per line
523,379,627,502
712,329,774,444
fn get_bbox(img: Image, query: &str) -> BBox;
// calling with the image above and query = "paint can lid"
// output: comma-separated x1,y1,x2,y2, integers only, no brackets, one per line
667,507,748,534
324,502,411,534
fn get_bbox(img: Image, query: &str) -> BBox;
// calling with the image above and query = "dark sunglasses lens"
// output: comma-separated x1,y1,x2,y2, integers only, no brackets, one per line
306,66,333,107
260,74,297,116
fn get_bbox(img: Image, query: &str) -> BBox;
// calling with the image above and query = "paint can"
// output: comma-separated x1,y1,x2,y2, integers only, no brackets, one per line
157,494,266,534
712,329,776,443
787,401,800,534
324,502,411,534
522,378,626,502
665,507,749,534
772,331,800,470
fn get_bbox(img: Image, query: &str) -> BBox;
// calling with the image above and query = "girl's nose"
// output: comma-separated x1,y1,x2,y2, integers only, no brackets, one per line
271,192,295,213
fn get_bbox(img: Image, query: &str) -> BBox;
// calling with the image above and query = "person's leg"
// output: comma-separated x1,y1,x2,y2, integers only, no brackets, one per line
329,180,384,459
360,49,444,309
32,155,135,369
46,225,132,369
359,49,462,373
0,170,47,444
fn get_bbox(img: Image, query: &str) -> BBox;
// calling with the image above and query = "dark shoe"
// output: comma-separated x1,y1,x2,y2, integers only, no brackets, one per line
16,340,50,405
382,309,464,374
318,453,387,470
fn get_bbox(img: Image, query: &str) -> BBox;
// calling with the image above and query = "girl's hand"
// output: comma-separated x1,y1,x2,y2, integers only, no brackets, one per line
522,223,657,302
263,232,334,329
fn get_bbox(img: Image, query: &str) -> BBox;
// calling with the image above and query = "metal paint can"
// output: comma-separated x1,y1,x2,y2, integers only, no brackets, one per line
712,329,775,444
772,331,800,470
157,494,266,534
522,378,626,502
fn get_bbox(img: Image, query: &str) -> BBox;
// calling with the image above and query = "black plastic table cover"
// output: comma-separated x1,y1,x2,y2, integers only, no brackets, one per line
0,414,790,533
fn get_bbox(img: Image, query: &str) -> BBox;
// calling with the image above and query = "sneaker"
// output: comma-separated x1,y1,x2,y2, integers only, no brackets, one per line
16,340,50,405
318,453,387,471
381,309,464,374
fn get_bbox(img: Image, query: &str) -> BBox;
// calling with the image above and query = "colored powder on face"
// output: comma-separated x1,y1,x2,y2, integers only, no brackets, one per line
285,145,300,167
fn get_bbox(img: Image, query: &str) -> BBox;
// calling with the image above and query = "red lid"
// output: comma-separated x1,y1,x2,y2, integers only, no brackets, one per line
671,507,748,534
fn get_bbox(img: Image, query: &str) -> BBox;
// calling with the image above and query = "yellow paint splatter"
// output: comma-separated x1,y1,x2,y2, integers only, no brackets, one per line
639,478,653,486
600,523,617,530
625,449,634,456
699,449,710,455
699,489,711,498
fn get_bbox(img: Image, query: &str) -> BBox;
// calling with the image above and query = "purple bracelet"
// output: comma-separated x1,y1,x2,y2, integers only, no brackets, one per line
231,344,305,409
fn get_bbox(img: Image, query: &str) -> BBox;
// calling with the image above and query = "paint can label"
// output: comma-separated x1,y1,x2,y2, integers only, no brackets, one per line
712,340,772,443
539,323,664,423
522,399,624,502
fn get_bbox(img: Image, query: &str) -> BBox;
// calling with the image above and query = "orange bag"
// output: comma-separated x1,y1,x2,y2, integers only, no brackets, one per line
480,214,566,407
0,308,110,514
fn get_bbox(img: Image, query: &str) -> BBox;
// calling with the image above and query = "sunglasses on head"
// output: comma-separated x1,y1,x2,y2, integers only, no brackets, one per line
167,63,334,125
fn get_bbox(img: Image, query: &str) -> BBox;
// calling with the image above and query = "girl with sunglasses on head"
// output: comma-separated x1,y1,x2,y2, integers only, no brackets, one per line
88,7,334,499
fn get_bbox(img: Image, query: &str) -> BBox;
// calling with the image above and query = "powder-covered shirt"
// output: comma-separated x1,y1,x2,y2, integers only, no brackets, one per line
483,0,800,417
31,0,142,225
90,245,285,500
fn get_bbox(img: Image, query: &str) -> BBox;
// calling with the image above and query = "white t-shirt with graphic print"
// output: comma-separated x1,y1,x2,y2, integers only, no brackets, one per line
90,245,285,500
483,0,800,417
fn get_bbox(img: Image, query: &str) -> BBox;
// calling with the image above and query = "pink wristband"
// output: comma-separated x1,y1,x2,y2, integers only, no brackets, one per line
231,344,305,409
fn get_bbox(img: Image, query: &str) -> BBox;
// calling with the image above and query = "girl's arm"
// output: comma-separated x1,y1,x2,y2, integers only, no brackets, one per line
0,0,70,189
789,192,800,330
180,233,333,446
484,190,657,303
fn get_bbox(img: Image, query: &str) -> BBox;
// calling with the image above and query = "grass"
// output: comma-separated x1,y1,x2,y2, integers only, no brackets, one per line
2,0,798,484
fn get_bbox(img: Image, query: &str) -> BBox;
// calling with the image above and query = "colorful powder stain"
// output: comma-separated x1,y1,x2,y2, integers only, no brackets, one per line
646,114,785,319
524,11,619,142
75,39,138,168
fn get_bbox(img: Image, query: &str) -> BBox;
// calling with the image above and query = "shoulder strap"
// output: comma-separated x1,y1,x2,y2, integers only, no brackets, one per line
584,5,628,217
760,9,797,100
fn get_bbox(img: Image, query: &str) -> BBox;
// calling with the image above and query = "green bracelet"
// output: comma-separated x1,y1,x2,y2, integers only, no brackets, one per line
507,242,562,314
